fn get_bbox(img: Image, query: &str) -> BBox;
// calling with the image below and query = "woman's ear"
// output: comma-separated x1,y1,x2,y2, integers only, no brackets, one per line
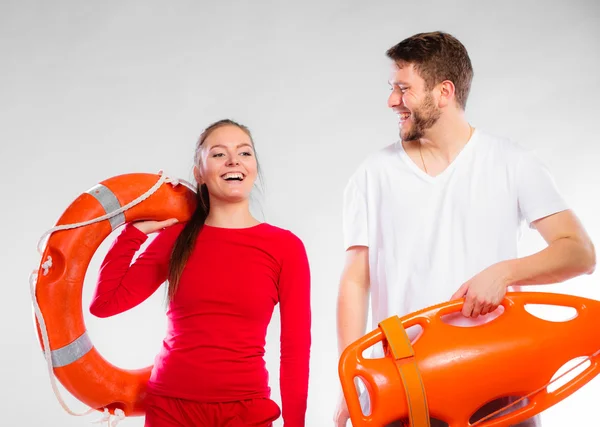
193,165,203,185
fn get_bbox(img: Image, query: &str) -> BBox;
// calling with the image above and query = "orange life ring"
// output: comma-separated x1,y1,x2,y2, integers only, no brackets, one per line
339,292,600,427
33,172,196,416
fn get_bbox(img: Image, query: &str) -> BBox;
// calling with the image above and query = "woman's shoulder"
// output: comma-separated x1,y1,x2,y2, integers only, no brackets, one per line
257,223,306,249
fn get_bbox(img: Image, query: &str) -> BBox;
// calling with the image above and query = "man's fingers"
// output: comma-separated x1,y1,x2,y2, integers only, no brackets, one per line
488,302,499,314
462,295,474,317
341,415,349,427
471,301,482,318
334,414,348,427
479,304,489,316
451,282,469,300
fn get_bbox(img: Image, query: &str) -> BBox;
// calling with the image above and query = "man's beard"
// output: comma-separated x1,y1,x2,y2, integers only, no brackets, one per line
400,93,441,141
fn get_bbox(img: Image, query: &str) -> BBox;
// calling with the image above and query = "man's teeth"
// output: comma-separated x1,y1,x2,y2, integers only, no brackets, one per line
399,112,411,120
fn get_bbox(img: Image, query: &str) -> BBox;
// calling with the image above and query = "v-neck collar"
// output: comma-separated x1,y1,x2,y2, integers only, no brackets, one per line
396,128,480,183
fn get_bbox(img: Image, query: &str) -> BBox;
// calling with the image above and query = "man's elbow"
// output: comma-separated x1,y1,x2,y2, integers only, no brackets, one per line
573,235,596,276
583,240,596,275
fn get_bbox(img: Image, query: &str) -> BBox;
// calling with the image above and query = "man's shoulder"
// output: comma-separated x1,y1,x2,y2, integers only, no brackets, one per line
475,129,532,164
347,141,399,182
477,129,529,153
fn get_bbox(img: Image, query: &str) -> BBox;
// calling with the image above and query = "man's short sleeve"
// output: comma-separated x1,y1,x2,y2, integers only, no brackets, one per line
342,178,369,249
516,150,569,228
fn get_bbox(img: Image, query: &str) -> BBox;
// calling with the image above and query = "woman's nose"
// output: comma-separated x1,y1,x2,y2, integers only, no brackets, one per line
226,156,240,166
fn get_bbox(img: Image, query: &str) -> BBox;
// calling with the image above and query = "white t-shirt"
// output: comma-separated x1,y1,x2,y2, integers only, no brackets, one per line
343,128,568,343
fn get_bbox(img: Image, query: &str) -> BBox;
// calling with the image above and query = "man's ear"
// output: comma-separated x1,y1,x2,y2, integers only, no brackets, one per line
438,80,456,108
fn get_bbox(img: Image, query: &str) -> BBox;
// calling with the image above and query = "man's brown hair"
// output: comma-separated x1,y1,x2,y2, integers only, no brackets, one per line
386,31,474,110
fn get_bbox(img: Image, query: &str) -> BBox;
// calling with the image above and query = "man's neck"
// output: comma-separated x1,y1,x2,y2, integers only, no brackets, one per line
418,113,473,163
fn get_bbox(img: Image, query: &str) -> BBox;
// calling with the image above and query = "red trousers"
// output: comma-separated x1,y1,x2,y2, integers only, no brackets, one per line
144,393,281,427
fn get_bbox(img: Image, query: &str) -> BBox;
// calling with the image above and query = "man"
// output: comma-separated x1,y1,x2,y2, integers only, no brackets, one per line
334,31,596,427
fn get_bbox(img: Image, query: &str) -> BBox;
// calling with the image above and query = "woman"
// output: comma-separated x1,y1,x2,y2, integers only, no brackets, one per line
90,119,311,427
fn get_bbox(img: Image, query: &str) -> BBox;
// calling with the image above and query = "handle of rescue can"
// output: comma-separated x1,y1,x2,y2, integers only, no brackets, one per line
338,328,383,427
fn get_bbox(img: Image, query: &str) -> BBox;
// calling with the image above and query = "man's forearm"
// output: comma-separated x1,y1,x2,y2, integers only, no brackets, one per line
336,282,370,356
506,237,596,287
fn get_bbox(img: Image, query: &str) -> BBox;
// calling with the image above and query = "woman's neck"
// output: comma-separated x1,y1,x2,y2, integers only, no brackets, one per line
204,199,259,228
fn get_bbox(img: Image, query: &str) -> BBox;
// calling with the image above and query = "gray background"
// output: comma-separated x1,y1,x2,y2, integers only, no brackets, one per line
2,0,599,425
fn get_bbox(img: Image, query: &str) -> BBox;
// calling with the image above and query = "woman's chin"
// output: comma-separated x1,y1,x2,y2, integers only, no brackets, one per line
214,191,251,204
